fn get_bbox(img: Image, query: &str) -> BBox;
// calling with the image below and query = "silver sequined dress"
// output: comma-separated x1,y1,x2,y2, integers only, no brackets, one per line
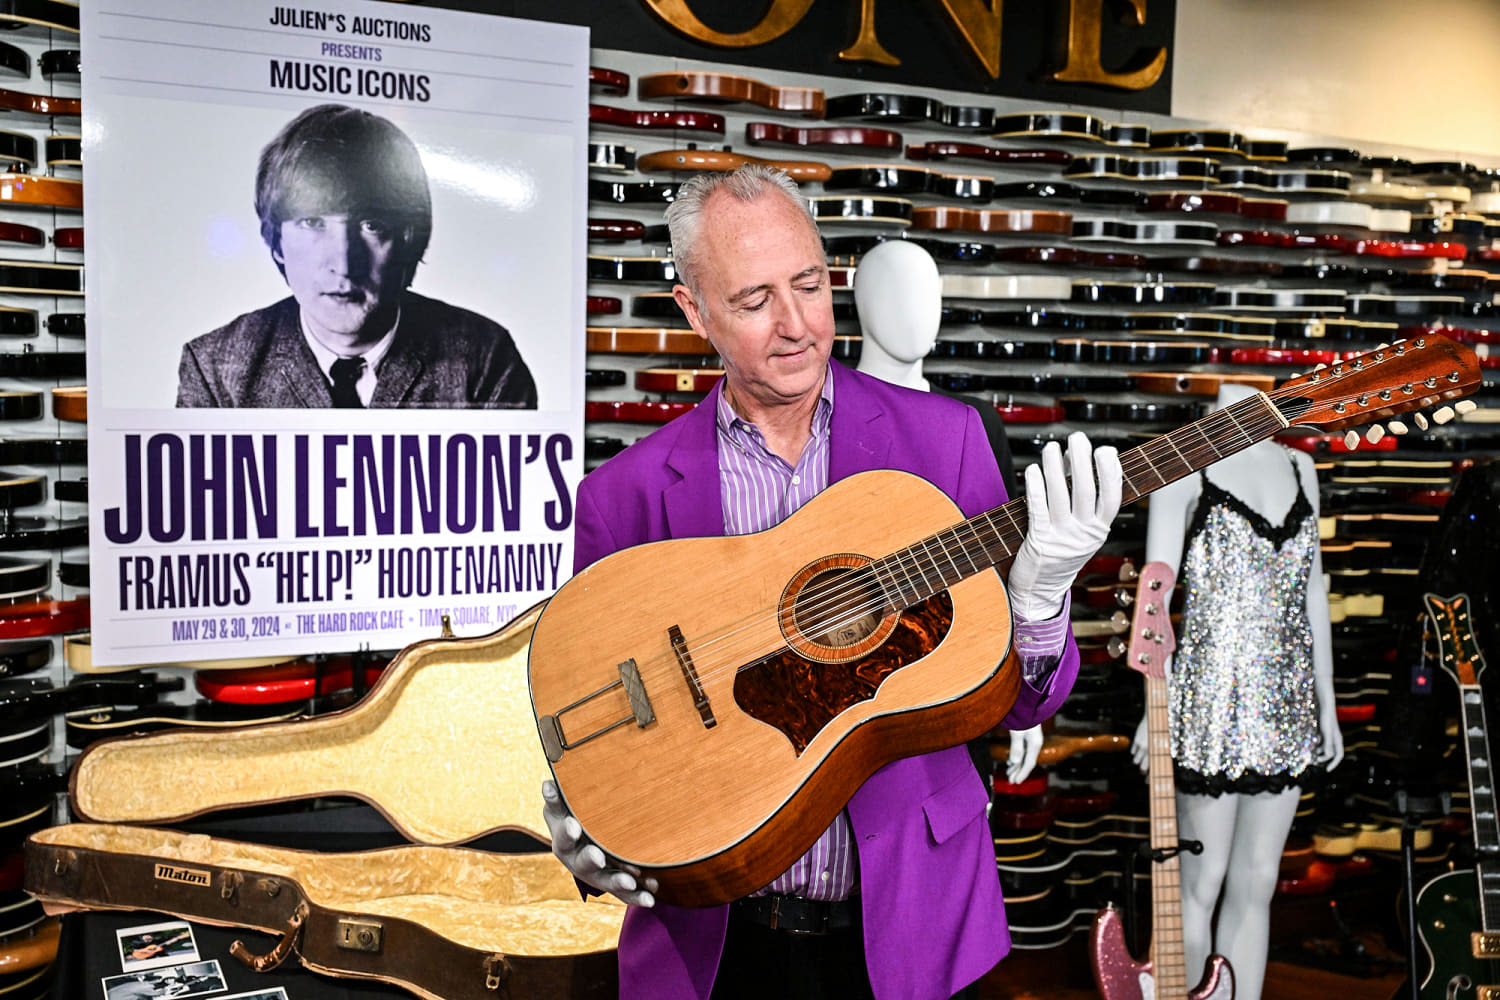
1169,458,1322,796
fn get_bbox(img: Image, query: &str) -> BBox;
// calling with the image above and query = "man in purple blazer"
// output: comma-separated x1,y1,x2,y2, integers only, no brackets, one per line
543,165,1121,1000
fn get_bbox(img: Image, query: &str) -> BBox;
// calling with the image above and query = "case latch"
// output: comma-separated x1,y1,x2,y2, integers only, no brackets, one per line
337,917,383,953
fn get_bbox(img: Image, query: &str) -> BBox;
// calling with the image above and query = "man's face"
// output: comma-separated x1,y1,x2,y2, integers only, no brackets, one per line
674,190,834,413
275,212,404,344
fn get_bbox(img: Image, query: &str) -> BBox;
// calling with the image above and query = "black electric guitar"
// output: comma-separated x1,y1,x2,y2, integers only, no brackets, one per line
1090,562,1234,999
1414,592,1500,998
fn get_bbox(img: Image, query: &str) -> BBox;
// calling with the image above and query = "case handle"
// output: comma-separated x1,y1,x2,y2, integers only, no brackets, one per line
230,901,308,972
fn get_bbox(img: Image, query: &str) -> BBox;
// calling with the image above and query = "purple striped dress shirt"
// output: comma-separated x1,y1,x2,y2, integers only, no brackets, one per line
712,371,1068,901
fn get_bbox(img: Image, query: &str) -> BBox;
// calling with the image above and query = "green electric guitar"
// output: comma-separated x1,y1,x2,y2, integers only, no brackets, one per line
1415,592,1500,999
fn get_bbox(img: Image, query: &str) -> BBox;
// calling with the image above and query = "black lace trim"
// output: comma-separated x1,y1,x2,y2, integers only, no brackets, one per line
1173,763,1324,798
1190,449,1312,551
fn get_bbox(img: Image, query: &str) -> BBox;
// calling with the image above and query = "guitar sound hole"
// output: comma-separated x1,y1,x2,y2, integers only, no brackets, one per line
793,567,885,649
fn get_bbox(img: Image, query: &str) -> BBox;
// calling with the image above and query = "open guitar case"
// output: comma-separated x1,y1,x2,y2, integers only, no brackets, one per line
22,605,625,1000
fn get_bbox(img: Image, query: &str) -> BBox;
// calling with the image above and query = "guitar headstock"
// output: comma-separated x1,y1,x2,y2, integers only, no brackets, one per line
1422,591,1488,686
1125,561,1175,680
1271,333,1481,436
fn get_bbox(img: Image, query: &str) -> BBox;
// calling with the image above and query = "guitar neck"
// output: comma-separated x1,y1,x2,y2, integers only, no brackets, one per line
872,392,1284,605
1458,681,1500,932
1426,592,1500,933
1146,672,1190,993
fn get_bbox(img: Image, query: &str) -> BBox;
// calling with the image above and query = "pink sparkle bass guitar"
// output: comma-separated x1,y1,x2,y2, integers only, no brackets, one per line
1090,562,1233,1000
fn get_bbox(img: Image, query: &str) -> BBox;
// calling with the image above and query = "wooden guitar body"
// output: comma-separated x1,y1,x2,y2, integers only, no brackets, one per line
529,469,1019,907
1091,904,1234,1000
1415,868,1500,999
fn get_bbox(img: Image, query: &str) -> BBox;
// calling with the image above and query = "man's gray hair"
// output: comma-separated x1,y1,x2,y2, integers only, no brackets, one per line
664,164,819,300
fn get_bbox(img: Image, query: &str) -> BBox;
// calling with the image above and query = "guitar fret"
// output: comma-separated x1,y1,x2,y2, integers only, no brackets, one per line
911,539,941,596
871,565,904,616
881,552,921,607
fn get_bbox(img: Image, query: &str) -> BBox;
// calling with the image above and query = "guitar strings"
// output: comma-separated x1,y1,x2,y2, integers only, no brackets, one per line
624,374,1448,697
636,380,1423,695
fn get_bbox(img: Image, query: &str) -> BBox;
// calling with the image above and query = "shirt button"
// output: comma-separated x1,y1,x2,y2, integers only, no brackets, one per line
792,475,801,485
820,871,830,881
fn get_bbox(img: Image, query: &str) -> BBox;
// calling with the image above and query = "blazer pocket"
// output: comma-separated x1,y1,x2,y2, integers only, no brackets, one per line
922,769,988,846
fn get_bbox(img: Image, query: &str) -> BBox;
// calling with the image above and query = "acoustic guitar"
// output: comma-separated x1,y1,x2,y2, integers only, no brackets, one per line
1090,562,1234,999
529,334,1481,907
1413,592,1500,998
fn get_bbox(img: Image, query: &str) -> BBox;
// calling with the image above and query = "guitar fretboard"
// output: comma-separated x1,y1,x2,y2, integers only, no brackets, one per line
1146,672,1189,994
868,393,1285,609
1459,683,1500,932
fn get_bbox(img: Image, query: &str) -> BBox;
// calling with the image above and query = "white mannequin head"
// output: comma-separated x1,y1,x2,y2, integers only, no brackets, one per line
1213,381,1258,411
854,240,941,391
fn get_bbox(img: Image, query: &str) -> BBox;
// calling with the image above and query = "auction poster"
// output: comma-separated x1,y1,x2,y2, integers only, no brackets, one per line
84,0,588,665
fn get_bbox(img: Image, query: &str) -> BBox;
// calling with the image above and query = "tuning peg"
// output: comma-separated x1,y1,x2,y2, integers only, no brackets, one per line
1314,363,1328,371
1414,412,1430,430
1387,419,1408,435
1343,430,1360,450
1433,405,1456,424
1376,343,1391,351
1457,400,1478,416
1365,425,1385,444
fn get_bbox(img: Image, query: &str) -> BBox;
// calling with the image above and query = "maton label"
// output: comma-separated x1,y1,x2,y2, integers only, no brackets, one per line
153,863,211,887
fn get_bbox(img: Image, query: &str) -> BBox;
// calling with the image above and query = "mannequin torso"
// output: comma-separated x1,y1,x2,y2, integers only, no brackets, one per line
1136,383,1342,1000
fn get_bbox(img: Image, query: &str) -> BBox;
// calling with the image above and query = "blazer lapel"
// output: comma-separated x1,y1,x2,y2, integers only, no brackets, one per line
662,390,727,541
828,361,892,482
370,311,424,407
265,312,333,408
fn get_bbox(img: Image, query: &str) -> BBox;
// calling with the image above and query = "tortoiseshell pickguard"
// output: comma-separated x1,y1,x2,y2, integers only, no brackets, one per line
732,592,954,754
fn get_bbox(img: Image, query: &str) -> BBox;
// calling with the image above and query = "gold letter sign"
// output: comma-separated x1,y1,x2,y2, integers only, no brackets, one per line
642,0,815,47
1048,0,1166,90
931,0,1003,79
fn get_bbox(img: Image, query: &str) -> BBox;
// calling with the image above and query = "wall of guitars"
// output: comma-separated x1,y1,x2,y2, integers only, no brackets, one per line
0,9,86,994
1,4,1499,995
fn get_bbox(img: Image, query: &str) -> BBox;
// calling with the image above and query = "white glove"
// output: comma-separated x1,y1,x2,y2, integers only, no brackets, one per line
542,780,657,907
1007,727,1043,784
1006,432,1122,622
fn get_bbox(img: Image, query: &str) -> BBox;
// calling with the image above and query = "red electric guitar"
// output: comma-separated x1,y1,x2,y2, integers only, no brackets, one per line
1090,562,1234,998
529,333,1481,907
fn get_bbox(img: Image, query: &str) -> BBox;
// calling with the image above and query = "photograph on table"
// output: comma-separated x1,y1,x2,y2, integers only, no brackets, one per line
114,919,199,972
102,958,226,999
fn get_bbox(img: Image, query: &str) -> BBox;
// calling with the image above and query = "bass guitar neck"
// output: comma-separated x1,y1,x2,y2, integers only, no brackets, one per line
1091,562,1234,999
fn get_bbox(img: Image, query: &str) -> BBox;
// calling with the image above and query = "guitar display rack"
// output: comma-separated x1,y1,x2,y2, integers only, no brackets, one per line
0,12,82,1000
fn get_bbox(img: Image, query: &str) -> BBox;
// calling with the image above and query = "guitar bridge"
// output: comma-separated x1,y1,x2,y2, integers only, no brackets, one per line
669,625,715,729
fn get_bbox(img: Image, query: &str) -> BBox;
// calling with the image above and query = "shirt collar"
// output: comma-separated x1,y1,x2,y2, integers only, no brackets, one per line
298,305,401,382
713,366,835,443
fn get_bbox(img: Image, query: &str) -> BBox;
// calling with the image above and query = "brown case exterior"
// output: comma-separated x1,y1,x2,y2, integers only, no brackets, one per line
24,824,622,1000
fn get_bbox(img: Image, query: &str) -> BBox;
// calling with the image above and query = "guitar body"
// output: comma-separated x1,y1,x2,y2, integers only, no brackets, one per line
1091,905,1235,1000
1415,868,1500,998
529,469,1019,907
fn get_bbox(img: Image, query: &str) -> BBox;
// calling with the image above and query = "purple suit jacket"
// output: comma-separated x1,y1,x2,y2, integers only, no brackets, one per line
573,362,1080,1000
